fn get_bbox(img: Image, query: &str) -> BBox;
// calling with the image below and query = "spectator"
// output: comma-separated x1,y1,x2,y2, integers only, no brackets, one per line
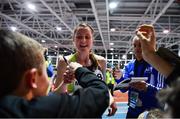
0,29,110,117
114,35,166,118
106,67,115,96
44,48,54,78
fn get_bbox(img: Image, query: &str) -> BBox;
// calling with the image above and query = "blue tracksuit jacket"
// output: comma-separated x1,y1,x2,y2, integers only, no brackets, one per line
116,59,166,117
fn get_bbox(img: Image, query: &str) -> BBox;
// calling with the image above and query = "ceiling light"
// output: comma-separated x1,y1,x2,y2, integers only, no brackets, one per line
110,48,114,50
163,29,169,34
110,28,116,32
122,55,126,59
54,45,58,48
110,43,114,45
27,3,36,11
41,40,46,43
56,27,62,31
10,26,17,31
109,2,118,9
129,51,133,54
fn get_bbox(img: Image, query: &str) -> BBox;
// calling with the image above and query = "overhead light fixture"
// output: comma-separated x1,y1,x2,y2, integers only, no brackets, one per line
27,3,36,11
110,48,114,50
163,29,169,34
10,26,17,31
110,28,116,32
110,43,114,45
56,27,62,31
54,45,58,48
122,55,126,59
41,40,46,43
109,2,118,9
129,51,133,54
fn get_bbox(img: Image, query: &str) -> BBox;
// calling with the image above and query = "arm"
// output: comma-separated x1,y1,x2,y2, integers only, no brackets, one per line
59,65,109,117
25,65,110,118
97,57,117,116
136,24,174,78
54,56,68,93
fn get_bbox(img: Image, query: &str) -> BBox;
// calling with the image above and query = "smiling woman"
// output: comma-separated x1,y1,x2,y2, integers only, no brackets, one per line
54,23,106,93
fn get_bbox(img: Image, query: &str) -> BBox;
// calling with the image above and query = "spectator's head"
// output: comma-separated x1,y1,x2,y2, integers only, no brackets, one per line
132,36,143,61
157,78,180,118
73,23,94,53
0,29,49,100
138,109,164,119
165,83,180,118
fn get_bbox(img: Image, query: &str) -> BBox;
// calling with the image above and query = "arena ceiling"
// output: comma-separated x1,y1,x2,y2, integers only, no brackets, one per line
0,0,180,60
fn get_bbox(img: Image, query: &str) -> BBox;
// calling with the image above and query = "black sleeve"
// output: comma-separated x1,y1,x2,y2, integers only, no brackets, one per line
56,67,109,118
72,67,110,117
165,64,180,86
0,67,109,118
156,47,180,87
21,67,109,118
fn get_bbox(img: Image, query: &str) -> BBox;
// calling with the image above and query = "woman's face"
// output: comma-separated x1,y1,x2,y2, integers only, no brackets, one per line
73,27,93,53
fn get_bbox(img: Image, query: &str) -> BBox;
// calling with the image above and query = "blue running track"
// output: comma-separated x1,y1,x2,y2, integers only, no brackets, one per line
103,102,128,119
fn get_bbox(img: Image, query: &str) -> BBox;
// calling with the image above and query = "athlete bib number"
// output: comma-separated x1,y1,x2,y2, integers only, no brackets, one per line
94,69,104,80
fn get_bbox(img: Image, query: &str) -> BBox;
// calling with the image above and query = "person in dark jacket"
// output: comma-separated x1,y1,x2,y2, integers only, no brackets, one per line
0,29,110,118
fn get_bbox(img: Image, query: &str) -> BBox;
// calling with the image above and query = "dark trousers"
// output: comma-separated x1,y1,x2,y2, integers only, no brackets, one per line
126,107,144,119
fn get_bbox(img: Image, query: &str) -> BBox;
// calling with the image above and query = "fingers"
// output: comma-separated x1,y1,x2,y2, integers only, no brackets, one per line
63,68,75,84
136,31,147,41
107,102,117,116
137,24,155,40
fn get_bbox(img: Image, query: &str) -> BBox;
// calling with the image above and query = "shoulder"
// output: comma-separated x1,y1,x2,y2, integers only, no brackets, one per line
94,54,106,63
125,60,135,67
